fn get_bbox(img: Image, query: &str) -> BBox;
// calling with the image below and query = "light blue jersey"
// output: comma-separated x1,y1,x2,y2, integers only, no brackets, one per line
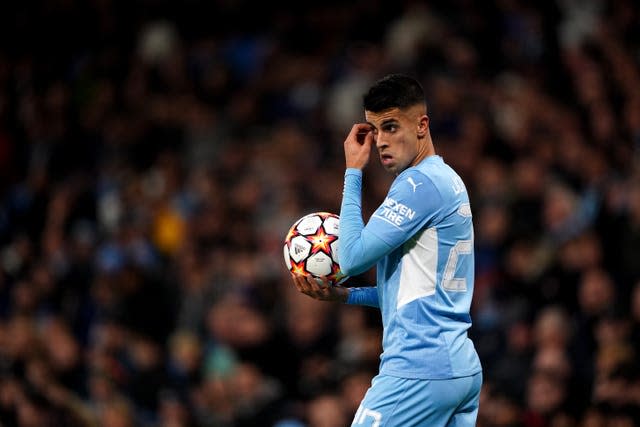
339,155,482,380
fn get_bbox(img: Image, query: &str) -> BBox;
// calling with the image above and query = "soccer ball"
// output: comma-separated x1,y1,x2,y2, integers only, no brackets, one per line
283,212,348,284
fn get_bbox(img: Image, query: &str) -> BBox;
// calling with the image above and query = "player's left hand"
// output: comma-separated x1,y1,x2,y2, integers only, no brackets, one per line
291,274,349,303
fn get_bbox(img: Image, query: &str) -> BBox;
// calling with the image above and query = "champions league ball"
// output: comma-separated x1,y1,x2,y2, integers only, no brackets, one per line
283,212,348,285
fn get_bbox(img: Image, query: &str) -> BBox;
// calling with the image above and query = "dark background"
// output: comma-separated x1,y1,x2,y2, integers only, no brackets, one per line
0,1,639,426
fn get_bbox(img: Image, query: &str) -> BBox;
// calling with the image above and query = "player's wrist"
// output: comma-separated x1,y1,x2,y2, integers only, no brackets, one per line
345,168,363,176
336,286,350,303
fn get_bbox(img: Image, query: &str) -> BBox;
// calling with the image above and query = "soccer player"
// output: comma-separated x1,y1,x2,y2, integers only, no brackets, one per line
291,74,482,426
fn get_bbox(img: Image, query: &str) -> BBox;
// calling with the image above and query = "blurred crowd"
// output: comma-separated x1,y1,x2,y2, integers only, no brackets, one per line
1,0,640,426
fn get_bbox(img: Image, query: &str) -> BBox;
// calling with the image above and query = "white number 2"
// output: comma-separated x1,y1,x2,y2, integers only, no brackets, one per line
442,240,472,291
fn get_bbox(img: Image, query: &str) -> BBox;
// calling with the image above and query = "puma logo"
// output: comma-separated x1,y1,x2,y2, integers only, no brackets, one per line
407,177,423,192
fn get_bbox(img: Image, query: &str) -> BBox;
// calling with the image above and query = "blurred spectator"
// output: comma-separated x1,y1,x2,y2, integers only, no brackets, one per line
305,392,349,427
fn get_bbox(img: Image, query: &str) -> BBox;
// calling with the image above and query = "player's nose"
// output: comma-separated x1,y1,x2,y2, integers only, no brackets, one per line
375,135,388,149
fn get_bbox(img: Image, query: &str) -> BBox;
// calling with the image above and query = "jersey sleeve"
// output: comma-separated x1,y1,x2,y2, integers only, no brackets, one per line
339,169,394,276
339,168,444,277
346,287,380,308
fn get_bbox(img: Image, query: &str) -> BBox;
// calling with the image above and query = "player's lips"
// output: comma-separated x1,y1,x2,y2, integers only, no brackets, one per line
380,153,393,166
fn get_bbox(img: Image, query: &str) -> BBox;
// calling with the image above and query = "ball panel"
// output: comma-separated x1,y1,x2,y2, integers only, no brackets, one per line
330,240,340,264
323,215,339,235
306,251,333,277
296,214,323,235
289,235,312,263
283,244,292,270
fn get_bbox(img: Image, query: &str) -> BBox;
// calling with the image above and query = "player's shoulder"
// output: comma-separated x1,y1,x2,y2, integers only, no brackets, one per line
399,156,467,197
397,156,444,187
393,167,436,197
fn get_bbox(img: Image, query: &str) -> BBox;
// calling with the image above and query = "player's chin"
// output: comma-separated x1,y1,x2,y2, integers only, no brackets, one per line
380,159,399,174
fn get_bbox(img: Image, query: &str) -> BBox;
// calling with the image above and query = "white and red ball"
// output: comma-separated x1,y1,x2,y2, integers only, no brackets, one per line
283,212,347,284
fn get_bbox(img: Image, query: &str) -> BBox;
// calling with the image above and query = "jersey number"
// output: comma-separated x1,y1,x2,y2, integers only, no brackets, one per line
442,240,472,292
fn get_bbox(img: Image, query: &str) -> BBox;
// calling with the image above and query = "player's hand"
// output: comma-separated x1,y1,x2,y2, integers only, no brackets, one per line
344,123,374,170
291,274,349,303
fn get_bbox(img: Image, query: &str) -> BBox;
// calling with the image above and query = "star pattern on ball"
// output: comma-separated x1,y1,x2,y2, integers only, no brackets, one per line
290,260,307,276
309,228,337,255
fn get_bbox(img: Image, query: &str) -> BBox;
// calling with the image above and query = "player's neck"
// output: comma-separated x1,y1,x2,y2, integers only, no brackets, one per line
410,137,436,168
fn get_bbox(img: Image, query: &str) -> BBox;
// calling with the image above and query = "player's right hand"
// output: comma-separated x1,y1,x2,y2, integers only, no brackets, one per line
344,123,374,170
291,273,349,303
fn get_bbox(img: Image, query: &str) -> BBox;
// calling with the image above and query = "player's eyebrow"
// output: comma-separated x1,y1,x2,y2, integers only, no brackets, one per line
379,118,399,128
365,118,397,131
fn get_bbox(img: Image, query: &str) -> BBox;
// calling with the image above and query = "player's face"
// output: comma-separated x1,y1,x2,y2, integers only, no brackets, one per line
365,105,428,175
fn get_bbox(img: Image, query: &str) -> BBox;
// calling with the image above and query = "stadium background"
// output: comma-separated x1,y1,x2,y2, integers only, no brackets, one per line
0,0,639,426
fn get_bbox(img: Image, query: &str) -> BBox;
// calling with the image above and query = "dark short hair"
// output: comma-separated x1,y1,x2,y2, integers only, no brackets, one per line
363,74,425,112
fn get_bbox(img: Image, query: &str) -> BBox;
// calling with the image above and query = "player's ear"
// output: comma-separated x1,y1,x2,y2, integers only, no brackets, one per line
417,115,429,137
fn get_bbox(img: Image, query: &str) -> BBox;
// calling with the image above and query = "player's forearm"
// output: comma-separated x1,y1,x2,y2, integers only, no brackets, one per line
339,169,391,276
339,169,368,276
